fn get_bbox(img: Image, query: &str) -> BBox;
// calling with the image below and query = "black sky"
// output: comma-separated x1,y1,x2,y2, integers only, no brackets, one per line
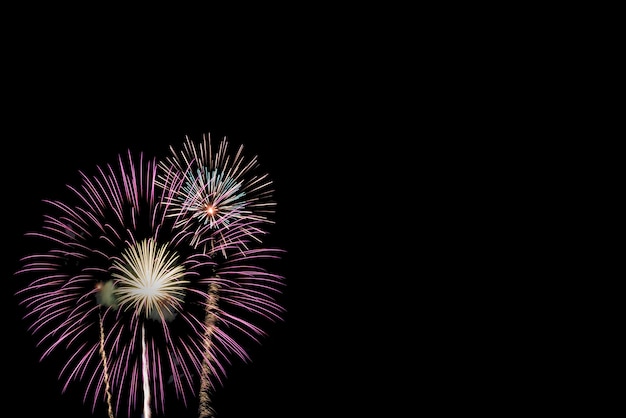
1,12,585,416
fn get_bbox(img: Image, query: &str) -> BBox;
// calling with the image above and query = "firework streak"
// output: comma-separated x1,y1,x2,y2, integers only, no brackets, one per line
15,135,286,417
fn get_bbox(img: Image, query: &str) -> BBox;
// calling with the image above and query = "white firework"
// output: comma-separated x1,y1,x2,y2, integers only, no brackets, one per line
111,238,189,321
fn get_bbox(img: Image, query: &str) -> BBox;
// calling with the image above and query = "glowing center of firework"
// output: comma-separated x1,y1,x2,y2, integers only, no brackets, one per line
204,204,217,216
111,238,189,321
178,168,245,229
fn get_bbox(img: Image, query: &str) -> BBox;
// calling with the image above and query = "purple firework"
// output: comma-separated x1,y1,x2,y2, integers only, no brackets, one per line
15,141,286,418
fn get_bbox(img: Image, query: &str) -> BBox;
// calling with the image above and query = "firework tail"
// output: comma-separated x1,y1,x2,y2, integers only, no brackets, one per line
198,282,220,418
99,310,115,418
142,324,152,418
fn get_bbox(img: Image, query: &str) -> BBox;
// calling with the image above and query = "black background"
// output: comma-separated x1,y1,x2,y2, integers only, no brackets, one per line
1,9,559,418
1,8,609,417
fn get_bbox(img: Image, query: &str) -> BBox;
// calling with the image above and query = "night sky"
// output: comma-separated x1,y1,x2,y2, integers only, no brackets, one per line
3,10,594,417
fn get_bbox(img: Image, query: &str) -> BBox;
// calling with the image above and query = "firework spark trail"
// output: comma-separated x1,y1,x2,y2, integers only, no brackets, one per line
198,282,220,418
142,324,151,418
99,310,115,418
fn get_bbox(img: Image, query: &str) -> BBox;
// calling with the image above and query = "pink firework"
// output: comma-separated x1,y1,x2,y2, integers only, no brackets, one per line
15,138,286,418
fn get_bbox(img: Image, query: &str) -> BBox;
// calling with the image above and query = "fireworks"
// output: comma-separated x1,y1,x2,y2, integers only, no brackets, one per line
157,133,277,253
15,135,285,418
111,238,188,321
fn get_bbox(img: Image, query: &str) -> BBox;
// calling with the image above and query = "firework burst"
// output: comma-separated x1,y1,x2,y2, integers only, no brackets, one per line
157,133,277,254
15,135,286,418
111,238,188,321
